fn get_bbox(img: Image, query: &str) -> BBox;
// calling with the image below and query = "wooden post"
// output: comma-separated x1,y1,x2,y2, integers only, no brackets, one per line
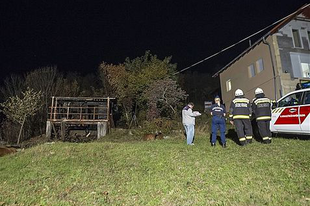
46,121,52,139
51,122,57,139
97,122,107,139
93,107,96,119
61,121,66,141
79,107,82,120
50,96,54,120
66,106,70,119
53,98,58,120
107,97,110,131
107,97,110,121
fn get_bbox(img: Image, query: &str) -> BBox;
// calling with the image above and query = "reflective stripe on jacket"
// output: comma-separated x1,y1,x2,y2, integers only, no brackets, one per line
211,103,226,117
252,96,271,121
229,97,251,120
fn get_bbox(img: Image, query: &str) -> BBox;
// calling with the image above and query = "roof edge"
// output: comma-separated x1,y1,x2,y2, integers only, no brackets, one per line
212,3,310,78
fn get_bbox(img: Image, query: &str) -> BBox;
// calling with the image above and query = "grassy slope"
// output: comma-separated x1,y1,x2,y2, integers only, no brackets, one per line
0,133,309,206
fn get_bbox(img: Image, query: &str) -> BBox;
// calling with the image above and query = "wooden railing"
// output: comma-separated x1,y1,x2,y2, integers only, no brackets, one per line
48,106,109,121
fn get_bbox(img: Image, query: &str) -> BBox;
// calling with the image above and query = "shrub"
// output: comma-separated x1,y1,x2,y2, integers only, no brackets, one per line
141,118,181,135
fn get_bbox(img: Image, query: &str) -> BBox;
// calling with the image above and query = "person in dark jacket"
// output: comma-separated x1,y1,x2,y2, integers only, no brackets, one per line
210,96,227,147
229,89,253,146
252,88,272,144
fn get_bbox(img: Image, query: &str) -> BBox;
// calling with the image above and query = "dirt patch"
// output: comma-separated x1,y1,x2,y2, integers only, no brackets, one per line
0,146,17,157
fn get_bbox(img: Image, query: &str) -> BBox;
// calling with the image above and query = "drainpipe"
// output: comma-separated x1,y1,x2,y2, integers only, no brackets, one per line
263,37,277,101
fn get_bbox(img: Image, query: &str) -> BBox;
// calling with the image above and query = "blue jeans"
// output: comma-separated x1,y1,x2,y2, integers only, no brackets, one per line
184,124,195,145
211,116,226,144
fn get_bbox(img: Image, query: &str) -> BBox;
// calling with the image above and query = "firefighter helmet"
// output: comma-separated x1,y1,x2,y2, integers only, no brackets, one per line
235,89,244,97
255,88,264,95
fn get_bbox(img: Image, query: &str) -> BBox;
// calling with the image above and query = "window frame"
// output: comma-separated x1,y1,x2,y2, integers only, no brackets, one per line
226,79,231,92
302,91,310,105
256,59,264,74
292,29,303,48
248,64,255,78
278,92,303,107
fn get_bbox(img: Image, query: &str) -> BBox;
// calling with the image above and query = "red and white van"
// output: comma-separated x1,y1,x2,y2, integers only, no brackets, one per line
270,88,310,135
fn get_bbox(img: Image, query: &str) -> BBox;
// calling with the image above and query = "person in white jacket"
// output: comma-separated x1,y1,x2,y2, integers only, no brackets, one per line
182,102,201,145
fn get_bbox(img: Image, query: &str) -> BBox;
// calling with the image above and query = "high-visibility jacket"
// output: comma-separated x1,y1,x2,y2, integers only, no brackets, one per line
229,97,251,120
252,95,272,121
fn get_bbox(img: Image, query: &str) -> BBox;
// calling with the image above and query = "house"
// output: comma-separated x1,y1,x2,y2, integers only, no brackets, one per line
213,4,310,110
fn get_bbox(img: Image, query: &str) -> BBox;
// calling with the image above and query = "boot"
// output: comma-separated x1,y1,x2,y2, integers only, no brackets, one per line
263,140,269,144
211,143,215,147
222,143,227,148
240,141,247,146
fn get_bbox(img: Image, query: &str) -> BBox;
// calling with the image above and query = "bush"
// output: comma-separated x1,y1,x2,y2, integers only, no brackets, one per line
0,119,20,144
141,118,182,135
195,113,212,135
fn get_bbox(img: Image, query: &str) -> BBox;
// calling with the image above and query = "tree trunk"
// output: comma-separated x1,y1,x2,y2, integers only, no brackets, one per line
123,105,131,129
17,115,26,145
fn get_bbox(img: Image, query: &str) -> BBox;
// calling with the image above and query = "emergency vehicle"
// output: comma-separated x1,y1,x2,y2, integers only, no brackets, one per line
270,88,310,134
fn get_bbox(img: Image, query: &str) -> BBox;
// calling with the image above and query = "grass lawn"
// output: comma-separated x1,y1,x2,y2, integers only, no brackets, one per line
0,131,309,205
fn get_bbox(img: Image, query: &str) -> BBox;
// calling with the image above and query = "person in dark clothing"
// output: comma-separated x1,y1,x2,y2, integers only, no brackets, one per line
210,96,227,148
229,89,253,146
252,88,272,144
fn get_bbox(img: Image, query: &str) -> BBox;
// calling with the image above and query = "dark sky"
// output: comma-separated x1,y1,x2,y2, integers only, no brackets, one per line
1,0,309,78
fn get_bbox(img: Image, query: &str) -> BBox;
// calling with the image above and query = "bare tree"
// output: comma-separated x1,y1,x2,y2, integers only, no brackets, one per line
24,66,64,134
0,74,25,101
0,88,42,144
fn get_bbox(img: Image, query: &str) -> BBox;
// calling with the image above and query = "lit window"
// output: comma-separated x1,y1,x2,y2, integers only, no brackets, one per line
301,63,310,78
226,79,231,92
292,29,302,48
256,59,264,73
248,64,255,78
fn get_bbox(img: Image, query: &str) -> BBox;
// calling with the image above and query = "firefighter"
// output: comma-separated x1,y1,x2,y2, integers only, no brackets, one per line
252,88,272,144
211,95,227,148
229,89,253,146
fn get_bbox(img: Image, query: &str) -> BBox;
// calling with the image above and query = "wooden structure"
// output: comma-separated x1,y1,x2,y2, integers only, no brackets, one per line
46,97,115,140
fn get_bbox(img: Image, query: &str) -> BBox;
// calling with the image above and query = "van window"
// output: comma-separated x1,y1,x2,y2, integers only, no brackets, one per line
278,92,303,107
303,91,310,105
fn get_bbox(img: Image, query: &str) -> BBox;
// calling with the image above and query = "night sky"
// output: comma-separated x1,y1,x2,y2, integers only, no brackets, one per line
1,0,309,79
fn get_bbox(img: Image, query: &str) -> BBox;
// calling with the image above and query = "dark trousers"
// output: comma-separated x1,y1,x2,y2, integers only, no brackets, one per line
257,120,271,142
234,119,253,145
211,116,226,144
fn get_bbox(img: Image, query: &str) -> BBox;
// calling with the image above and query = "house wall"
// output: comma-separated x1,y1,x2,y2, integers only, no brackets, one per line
275,18,310,95
220,36,281,110
220,17,310,110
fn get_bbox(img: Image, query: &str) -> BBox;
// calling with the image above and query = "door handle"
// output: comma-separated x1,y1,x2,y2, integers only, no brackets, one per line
289,108,297,113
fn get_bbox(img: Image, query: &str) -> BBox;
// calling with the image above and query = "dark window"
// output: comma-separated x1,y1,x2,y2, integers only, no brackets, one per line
248,64,255,78
278,92,303,107
292,29,302,48
303,91,310,105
